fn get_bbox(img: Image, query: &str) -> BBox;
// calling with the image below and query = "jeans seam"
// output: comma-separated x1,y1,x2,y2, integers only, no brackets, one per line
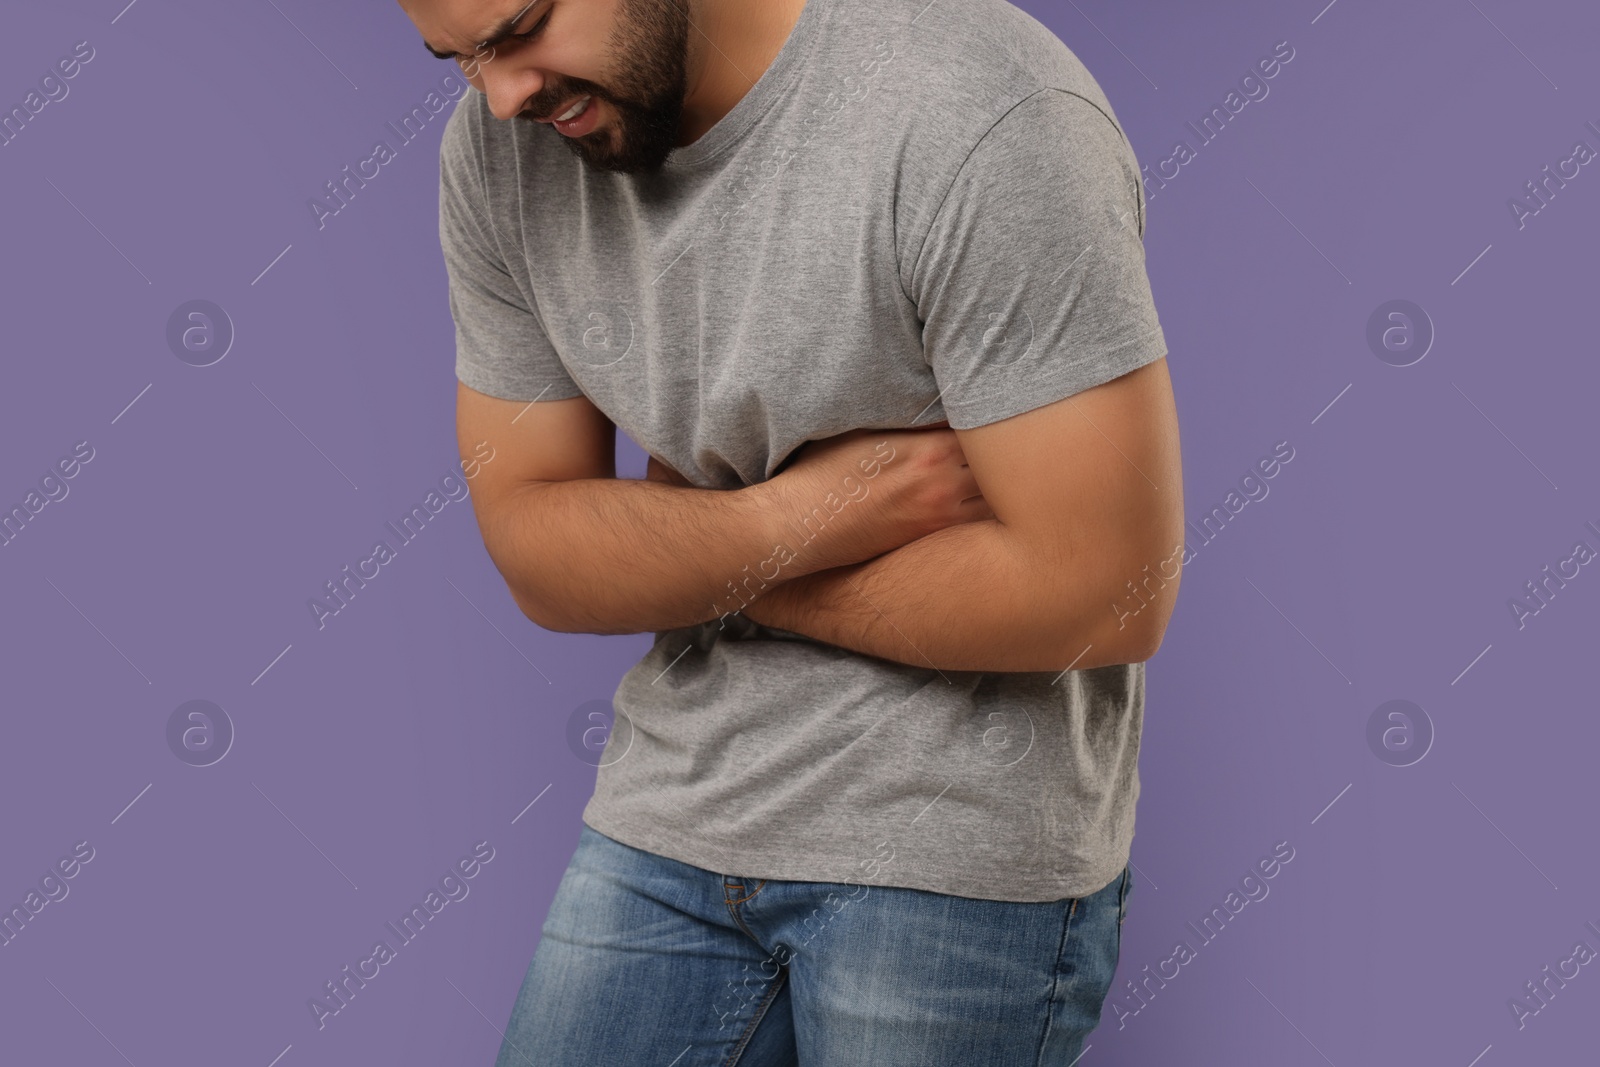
721,961,788,1067
1032,896,1078,1067
723,885,769,947
724,878,768,906
727,908,762,944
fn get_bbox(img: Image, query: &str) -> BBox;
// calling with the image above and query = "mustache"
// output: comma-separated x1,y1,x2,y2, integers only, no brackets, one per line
523,82,611,120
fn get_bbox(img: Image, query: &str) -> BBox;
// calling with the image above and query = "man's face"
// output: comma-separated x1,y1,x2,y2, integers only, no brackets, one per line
407,0,690,173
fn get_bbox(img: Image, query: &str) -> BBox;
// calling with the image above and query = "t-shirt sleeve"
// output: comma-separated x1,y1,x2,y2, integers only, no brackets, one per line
438,100,584,403
909,88,1167,429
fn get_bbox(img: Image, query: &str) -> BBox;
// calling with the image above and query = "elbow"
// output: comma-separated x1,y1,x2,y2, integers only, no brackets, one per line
1080,618,1164,667
512,586,639,636
1039,610,1165,672
1101,559,1181,663
518,598,565,634
507,581,573,634
1118,588,1177,663
1124,621,1168,664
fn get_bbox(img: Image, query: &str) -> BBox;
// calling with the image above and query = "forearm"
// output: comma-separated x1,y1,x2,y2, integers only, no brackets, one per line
487,477,845,635
741,518,1157,673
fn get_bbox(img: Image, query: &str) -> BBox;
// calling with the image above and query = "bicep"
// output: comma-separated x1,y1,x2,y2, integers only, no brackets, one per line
456,379,616,535
953,356,1184,649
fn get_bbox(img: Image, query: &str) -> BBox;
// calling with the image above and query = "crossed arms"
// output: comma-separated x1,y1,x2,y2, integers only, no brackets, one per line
739,356,1184,672
456,353,1184,674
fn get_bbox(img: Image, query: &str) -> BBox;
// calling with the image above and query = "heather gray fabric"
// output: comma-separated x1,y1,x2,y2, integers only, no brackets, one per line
439,0,1168,902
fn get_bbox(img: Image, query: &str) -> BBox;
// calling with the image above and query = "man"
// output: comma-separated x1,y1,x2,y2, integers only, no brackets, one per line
403,0,1184,1061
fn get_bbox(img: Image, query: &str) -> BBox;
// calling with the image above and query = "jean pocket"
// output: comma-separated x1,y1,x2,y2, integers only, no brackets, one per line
1116,865,1132,927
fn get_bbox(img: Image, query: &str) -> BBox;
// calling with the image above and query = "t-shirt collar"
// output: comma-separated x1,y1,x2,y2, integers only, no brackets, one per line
663,0,828,169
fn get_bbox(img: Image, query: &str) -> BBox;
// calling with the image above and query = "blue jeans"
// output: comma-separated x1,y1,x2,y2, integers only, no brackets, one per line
494,824,1132,1066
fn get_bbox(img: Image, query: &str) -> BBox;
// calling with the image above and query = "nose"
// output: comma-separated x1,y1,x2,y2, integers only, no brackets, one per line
477,61,545,121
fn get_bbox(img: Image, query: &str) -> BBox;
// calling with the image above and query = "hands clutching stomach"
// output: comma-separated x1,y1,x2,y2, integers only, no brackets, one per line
643,421,995,573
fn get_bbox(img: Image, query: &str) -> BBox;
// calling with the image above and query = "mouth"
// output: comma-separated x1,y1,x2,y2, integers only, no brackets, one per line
551,96,590,122
536,94,600,137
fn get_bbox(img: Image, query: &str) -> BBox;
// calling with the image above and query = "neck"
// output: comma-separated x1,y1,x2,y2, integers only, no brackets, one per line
677,0,808,146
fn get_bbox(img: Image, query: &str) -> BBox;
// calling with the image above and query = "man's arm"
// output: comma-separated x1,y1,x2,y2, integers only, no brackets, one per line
741,357,1184,673
459,382,803,635
458,384,986,636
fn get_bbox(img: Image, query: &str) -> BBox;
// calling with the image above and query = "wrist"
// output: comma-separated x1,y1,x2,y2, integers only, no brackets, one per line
751,470,891,577
744,477,831,577
738,566,807,630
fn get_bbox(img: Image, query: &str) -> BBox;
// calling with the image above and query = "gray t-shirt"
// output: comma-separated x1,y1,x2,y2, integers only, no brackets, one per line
439,0,1168,902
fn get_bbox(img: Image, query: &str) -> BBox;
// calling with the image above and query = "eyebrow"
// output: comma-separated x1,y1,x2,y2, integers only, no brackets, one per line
423,0,541,60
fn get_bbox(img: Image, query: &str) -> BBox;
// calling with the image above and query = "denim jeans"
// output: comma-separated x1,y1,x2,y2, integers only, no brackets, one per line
493,824,1132,1067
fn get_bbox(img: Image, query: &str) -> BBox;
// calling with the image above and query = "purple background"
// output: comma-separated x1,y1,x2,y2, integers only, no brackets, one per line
3,0,1597,1064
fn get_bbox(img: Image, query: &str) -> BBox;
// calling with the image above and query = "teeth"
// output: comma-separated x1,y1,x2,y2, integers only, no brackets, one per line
556,96,590,122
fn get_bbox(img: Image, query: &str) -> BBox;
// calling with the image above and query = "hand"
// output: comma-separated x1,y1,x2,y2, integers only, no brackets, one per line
772,420,995,570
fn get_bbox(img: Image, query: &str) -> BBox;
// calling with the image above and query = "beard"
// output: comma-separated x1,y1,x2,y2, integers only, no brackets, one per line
519,0,690,174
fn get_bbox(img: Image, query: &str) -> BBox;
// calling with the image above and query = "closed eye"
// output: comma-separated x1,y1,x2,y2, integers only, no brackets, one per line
512,10,553,43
